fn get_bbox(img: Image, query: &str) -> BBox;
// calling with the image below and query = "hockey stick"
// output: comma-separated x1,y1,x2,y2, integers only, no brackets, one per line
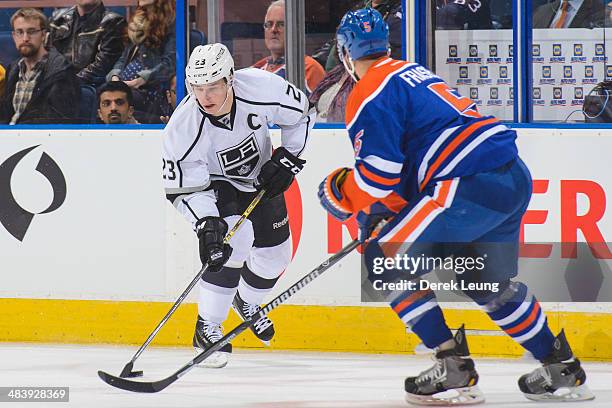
118,189,266,378
99,238,361,392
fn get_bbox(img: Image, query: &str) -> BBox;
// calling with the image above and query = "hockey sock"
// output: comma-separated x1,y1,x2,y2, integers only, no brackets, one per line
390,289,453,349
478,281,555,360
198,266,242,323
241,240,291,305
237,265,280,305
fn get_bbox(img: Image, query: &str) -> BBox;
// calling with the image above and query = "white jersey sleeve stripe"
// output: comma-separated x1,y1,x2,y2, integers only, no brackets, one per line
362,154,403,174
354,169,392,198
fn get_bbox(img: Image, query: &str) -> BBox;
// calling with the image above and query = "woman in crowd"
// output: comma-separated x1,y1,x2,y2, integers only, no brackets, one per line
107,0,175,123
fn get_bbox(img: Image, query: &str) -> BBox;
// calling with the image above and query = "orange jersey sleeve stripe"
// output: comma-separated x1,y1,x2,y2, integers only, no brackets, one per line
357,163,401,186
419,117,498,191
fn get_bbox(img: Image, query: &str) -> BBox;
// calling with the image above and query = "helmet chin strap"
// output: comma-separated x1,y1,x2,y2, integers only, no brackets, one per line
214,83,233,115
341,50,360,82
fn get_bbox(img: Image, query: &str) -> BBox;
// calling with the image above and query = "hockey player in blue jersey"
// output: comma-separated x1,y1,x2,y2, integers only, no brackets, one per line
317,8,594,406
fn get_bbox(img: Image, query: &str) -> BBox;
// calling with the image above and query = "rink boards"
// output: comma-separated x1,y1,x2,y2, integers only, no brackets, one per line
0,127,611,360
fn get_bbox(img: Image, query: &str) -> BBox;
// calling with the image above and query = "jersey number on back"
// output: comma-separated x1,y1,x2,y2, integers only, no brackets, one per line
427,82,481,118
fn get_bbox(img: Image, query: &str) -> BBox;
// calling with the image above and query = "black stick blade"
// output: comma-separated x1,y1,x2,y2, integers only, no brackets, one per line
119,361,143,378
98,370,171,393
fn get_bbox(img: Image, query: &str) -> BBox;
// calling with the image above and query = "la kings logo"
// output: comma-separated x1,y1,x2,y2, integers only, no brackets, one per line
216,133,260,179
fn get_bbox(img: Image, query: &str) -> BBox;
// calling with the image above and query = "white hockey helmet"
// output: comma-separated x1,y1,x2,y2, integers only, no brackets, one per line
185,43,235,90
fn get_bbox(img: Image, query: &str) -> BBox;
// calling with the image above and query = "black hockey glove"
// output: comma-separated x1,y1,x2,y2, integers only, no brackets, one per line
255,147,306,199
196,216,233,273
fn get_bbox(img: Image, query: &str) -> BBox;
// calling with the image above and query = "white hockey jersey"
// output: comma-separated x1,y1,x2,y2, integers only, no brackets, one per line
163,68,316,226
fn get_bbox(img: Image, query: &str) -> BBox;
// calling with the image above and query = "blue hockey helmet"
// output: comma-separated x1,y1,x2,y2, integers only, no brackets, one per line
336,8,389,63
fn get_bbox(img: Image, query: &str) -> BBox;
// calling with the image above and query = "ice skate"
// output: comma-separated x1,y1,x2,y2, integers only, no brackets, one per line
518,329,594,402
404,326,484,406
232,291,275,345
193,315,232,368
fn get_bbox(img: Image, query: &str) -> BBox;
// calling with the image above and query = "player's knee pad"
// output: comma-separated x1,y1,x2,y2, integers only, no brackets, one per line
223,215,254,268
247,238,292,280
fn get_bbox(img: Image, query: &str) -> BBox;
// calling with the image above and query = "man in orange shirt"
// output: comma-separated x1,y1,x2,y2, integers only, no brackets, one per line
252,0,325,95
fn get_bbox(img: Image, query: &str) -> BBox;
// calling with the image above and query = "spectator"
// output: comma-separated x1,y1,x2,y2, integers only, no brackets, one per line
97,80,138,124
311,1,404,122
436,0,493,30
316,0,403,72
0,8,80,124
533,0,605,28
369,0,403,57
252,0,325,95
160,74,175,123
50,0,126,86
310,64,353,123
107,0,175,123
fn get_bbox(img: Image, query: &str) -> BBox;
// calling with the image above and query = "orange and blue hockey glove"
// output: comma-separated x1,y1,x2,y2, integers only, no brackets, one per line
318,167,353,221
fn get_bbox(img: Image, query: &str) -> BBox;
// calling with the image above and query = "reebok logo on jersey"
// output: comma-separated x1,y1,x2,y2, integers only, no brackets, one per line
272,215,289,230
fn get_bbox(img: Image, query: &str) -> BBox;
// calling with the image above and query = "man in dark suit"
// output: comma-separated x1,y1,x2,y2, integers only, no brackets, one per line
533,0,605,28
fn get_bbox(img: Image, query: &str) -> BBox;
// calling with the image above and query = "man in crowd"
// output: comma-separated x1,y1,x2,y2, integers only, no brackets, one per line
252,0,325,95
0,8,80,124
50,0,126,86
97,80,139,124
533,0,605,28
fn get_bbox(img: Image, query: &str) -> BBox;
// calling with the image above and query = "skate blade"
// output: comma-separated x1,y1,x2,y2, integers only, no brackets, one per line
405,386,485,406
193,349,229,369
524,384,595,402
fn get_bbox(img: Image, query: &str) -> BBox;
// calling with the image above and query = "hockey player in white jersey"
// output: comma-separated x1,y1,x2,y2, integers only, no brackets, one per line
163,43,315,367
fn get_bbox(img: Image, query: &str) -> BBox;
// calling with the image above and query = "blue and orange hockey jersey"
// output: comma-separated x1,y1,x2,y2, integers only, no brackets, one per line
338,57,518,213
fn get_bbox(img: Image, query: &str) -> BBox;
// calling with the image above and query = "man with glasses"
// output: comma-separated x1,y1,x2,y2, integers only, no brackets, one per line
0,8,80,124
50,0,126,86
252,0,325,95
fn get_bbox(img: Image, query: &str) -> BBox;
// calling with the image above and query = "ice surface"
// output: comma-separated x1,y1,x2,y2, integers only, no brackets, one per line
0,343,611,407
